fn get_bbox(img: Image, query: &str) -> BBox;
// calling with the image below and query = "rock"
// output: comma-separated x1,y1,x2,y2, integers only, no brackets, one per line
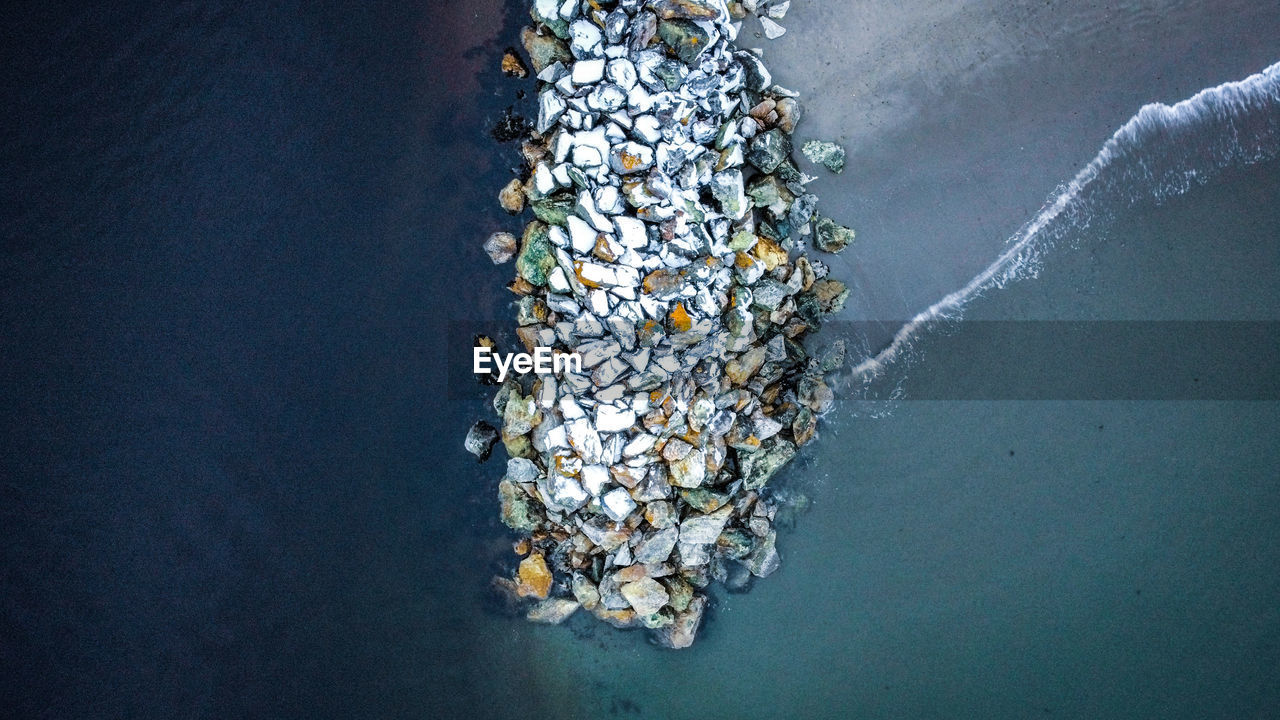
776,97,802,134
502,49,529,78
601,486,638,522
644,500,678,528
530,192,576,226
680,488,731,513
680,504,733,544
572,573,602,610
668,448,706,488
801,139,846,173
650,0,720,20
725,345,766,384
498,480,540,531
653,595,706,649
620,577,669,616
657,19,713,64
759,16,786,39
516,221,557,286
792,406,816,445
465,421,499,461
739,437,796,489
735,50,771,91
744,529,780,577
517,553,553,599
527,597,580,623
595,405,637,432
609,142,655,175
634,526,680,564
812,215,855,253
809,278,850,314
747,129,791,173
483,232,518,264
499,178,525,213
520,27,571,74
709,169,748,219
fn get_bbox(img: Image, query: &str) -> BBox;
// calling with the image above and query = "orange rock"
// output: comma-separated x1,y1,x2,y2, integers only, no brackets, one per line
753,236,787,270
501,50,528,78
574,261,603,289
615,564,649,583
517,553,553,599
669,302,692,333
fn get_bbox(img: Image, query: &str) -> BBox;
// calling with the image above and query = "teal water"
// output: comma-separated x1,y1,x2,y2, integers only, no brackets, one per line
3,0,1278,718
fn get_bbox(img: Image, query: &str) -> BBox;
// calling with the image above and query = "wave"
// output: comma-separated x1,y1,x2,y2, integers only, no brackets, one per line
849,61,1280,381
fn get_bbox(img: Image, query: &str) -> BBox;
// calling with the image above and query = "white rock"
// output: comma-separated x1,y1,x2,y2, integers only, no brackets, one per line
759,16,786,39
566,215,597,254
547,266,572,294
580,464,611,496
623,433,658,457
572,57,606,84
537,91,566,133
606,58,637,90
595,404,637,432
613,216,648,248
601,487,637,522
632,115,662,145
570,19,604,58
565,417,603,463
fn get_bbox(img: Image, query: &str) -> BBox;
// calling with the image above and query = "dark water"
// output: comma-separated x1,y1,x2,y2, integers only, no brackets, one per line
3,1,1279,719
2,1,546,717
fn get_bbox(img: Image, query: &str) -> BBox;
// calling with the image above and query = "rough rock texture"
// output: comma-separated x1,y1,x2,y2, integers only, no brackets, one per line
476,0,852,648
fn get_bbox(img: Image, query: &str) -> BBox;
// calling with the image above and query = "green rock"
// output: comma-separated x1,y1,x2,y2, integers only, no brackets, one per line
530,192,575,226
818,340,847,373
657,19,711,64
792,406,817,445
746,174,794,217
747,129,792,174
660,575,695,613
499,480,540,531
812,215,855,253
810,278,850,315
716,528,755,560
649,0,720,20
529,5,569,39
739,437,797,490
728,230,758,252
653,58,688,90
516,221,557,286
520,27,570,74
679,488,731,514
743,529,780,577
801,139,846,173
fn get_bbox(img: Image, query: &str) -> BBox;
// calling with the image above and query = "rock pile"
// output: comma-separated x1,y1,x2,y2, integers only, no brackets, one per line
477,0,856,648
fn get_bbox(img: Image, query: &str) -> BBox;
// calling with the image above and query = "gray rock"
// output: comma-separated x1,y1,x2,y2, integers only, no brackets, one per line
657,19,713,64
464,421,499,461
739,437,796,489
812,215,855,253
679,504,733,544
801,139,846,173
527,597,581,624
653,594,706,649
747,129,791,173
744,529,780,577
621,576,669,616
634,526,680,564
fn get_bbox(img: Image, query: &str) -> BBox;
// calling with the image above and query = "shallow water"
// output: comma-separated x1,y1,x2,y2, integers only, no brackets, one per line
2,1,1278,718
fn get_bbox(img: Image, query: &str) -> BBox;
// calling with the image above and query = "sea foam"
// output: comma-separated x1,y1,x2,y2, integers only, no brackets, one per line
851,61,1280,381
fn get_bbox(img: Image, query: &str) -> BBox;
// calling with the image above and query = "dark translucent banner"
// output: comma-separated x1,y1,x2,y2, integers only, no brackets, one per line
842,320,1280,401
